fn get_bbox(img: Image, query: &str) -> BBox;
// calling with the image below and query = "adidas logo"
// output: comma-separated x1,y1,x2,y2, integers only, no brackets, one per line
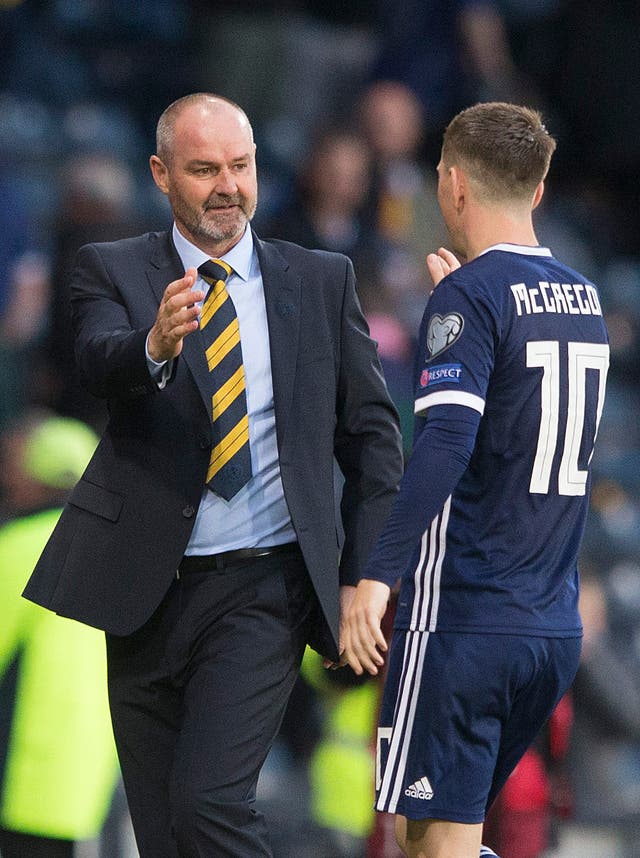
404,776,433,800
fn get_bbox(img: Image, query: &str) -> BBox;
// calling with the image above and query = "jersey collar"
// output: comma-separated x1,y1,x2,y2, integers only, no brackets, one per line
479,243,552,257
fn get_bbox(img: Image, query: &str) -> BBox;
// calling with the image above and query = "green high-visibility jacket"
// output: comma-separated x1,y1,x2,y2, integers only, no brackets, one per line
0,508,119,840
301,647,379,838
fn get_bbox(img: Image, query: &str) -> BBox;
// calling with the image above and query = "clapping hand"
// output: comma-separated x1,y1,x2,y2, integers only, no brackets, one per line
426,247,461,288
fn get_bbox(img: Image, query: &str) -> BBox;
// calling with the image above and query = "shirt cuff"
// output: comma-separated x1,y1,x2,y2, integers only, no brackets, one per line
145,333,173,390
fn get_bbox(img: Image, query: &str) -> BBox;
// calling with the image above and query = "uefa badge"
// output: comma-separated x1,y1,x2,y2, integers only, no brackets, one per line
426,312,464,361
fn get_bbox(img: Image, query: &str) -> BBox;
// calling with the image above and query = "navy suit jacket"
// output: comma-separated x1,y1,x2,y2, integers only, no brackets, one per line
24,230,403,660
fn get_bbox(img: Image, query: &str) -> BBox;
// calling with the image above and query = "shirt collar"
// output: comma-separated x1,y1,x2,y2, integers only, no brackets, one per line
171,224,254,281
479,242,552,257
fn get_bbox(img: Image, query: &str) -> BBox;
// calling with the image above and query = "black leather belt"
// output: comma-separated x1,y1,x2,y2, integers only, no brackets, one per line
178,542,299,574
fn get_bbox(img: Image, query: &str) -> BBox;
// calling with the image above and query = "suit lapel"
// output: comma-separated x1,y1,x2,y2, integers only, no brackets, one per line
255,235,300,443
147,232,213,417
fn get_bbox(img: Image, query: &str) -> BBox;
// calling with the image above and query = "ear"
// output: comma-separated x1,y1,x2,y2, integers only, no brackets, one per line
532,180,544,211
450,166,466,213
149,155,169,195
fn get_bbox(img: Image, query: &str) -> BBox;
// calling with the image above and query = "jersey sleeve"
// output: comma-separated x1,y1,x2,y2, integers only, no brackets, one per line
361,404,481,587
414,273,498,419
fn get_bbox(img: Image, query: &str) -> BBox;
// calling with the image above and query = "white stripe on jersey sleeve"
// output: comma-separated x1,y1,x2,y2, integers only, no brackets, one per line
414,390,485,415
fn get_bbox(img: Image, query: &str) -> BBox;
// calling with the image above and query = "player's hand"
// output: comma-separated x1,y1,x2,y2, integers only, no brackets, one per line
147,267,204,361
323,584,357,670
426,247,461,288
342,579,390,676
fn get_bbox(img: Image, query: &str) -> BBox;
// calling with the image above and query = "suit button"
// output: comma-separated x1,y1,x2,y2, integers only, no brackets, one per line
199,438,209,450
182,505,195,518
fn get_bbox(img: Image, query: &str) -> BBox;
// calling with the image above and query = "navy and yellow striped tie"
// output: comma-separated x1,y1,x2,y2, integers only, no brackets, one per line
198,258,252,500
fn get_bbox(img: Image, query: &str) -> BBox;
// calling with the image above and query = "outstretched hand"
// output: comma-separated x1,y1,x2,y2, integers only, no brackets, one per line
426,247,461,288
147,267,204,362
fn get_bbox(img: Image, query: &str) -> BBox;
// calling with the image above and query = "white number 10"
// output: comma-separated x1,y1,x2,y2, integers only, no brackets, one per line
527,341,609,496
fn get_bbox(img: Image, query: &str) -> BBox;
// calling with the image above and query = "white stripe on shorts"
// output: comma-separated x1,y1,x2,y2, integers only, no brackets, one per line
376,630,430,813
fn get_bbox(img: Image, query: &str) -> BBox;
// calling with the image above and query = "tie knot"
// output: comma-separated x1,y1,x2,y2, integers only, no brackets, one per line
199,258,232,285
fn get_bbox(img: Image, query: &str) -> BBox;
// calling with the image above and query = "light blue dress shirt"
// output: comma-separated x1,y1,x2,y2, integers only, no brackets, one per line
149,224,296,554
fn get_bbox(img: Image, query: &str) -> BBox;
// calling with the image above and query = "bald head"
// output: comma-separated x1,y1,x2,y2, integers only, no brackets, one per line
156,93,254,165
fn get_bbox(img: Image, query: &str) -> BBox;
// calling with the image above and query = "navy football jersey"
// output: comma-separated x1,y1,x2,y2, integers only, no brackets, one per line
379,244,609,636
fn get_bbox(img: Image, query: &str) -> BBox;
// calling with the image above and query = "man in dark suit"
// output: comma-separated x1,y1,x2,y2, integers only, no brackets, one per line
24,93,404,857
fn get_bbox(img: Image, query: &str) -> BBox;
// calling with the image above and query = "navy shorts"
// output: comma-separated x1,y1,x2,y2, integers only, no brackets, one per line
375,629,581,823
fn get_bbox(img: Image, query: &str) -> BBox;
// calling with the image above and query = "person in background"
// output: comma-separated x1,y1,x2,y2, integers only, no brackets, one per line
24,92,404,858
343,102,609,858
263,121,418,455
44,152,145,432
357,81,446,258
355,80,449,336
0,411,119,858
264,125,387,296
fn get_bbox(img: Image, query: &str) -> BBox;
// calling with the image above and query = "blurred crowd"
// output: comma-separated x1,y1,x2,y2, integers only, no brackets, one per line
0,1,639,856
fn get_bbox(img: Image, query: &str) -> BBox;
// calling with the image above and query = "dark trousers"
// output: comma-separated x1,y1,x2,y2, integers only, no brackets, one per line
0,829,73,858
106,546,314,858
